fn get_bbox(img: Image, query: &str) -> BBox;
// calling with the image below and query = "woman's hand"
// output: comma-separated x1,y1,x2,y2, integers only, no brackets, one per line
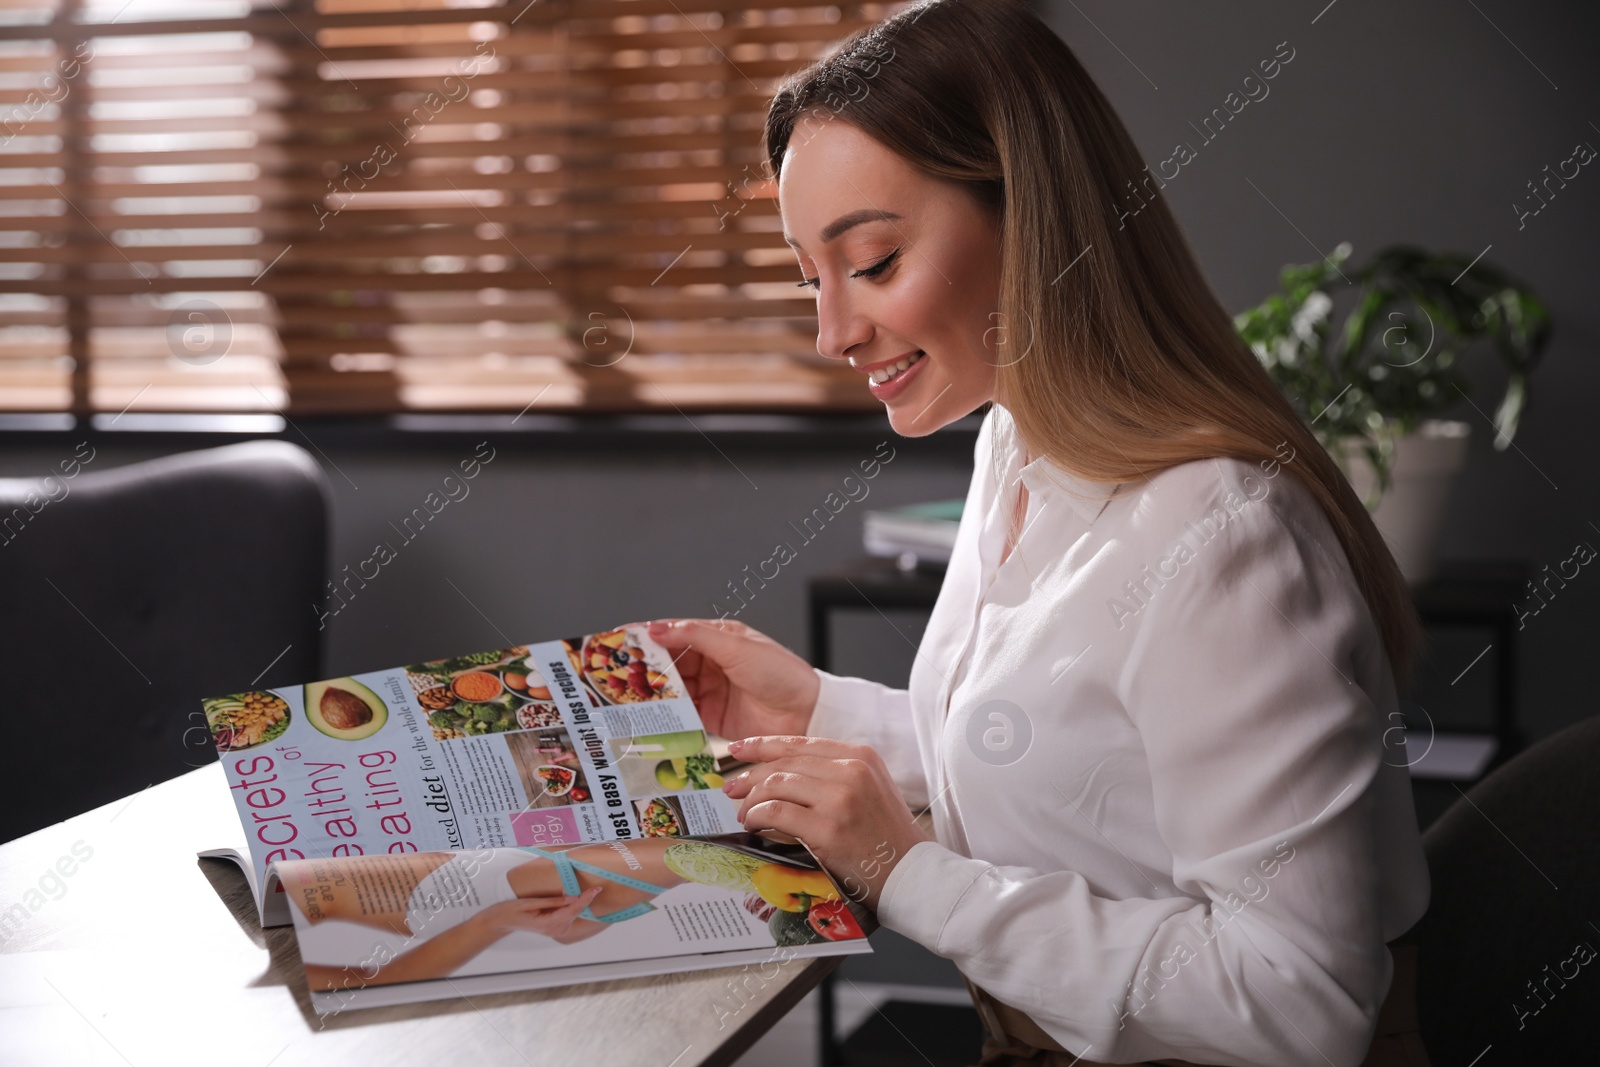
470,889,600,942
722,735,931,911
643,619,820,741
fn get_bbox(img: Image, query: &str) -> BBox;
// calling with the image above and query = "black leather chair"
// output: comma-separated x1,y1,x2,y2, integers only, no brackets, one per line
1414,713,1600,1062
0,440,328,842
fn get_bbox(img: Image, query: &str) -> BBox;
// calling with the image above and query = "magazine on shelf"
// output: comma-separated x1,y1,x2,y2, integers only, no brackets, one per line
198,624,871,1011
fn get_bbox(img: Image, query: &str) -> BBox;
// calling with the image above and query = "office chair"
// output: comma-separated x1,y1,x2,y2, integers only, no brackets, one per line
0,440,328,841
1412,713,1600,1062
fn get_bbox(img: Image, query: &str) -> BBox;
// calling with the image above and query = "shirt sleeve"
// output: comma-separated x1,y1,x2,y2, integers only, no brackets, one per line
806,668,930,812
874,481,1414,1067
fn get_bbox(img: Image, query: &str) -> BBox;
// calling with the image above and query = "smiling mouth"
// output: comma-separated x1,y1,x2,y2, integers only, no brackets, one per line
868,351,925,384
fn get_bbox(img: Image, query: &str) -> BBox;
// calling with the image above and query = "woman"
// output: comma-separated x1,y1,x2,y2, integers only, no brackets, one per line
281,838,758,991
645,1,1430,1064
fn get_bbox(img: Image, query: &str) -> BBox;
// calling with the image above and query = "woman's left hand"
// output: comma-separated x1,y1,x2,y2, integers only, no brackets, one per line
723,735,931,911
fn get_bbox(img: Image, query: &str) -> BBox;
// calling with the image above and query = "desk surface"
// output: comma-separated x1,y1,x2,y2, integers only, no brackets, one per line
0,765,833,1067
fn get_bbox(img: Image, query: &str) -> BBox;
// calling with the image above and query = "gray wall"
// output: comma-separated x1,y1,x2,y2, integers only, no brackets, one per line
1035,0,1600,742
0,422,975,680
310,425,975,672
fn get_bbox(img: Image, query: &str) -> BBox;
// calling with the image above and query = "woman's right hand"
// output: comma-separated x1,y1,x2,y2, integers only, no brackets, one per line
643,619,821,741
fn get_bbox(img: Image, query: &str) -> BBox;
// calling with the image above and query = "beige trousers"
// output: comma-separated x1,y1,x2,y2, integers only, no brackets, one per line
963,942,1430,1067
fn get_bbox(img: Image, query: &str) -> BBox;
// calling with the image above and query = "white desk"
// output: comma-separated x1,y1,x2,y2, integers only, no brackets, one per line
0,765,834,1066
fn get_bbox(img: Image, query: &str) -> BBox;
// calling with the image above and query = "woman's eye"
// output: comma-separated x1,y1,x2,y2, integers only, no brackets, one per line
793,248,901,291
852,248,901,279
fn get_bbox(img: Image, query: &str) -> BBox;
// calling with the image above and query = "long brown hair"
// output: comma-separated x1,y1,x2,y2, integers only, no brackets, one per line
765,0,1421,689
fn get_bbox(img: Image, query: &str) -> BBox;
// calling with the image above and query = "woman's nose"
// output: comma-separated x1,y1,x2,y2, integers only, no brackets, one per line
814,291,873,362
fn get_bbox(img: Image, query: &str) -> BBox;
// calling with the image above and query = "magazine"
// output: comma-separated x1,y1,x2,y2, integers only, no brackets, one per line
199,624,872,1010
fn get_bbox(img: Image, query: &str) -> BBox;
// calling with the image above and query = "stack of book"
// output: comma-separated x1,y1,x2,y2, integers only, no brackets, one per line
862,499,964,569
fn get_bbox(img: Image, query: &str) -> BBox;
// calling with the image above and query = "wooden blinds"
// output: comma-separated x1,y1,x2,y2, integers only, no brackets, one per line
0,0,910,416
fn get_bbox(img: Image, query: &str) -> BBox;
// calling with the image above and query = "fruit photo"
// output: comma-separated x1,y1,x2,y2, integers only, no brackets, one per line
562,626,682,706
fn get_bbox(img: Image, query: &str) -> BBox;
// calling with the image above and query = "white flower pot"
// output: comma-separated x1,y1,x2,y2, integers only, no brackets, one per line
1335,419,1471,585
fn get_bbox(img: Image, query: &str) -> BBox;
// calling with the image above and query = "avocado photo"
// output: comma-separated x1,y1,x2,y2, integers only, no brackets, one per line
304,677,388,740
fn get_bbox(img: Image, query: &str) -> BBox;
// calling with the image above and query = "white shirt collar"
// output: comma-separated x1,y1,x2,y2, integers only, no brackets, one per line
1018,456,1121,526
992,403,1122,527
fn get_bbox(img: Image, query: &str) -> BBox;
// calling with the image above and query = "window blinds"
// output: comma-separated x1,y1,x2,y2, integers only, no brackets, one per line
0,0,905,415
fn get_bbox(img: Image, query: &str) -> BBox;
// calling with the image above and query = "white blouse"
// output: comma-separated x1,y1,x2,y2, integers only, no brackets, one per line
807,403,1429,1067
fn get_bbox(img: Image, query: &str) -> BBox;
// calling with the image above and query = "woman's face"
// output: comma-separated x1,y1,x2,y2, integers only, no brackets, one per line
778,118,1004,436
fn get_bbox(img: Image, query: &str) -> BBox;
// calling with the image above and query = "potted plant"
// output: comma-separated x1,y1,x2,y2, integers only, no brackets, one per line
1235,242,1550,583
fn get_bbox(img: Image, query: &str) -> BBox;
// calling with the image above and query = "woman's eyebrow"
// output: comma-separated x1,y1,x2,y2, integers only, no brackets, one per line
783,208,903,250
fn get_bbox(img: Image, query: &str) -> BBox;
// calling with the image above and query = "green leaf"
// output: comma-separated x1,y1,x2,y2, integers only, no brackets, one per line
1237,241,1548,459
1492,374,1526,450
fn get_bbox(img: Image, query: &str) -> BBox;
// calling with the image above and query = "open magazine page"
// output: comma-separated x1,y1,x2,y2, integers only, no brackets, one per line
272,833,872,1012
205,626,744,924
